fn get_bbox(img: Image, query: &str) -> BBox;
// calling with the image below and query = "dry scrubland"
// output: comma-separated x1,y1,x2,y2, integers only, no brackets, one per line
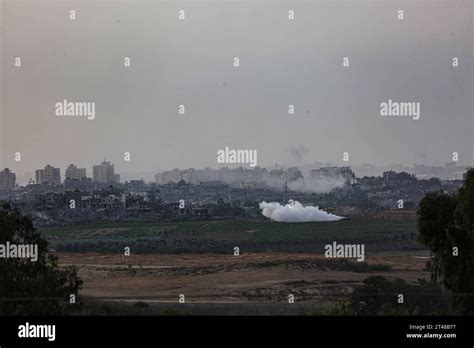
57,251,429,308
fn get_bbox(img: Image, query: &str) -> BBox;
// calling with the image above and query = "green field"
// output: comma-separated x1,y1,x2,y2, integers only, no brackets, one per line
40,218,420,253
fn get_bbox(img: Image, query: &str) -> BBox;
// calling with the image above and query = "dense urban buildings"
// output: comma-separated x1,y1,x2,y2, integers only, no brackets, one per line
0,161,468,228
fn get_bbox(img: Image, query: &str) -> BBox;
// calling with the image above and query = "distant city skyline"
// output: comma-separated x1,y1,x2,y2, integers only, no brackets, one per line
2,158,470,186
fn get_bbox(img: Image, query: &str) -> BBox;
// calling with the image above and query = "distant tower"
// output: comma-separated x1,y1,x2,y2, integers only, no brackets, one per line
284,181,288,204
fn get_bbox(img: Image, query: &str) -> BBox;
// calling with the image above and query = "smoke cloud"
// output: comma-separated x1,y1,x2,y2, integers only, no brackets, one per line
286,177,345,194
286,145,310,163
259,201,345,223
266,176,346,194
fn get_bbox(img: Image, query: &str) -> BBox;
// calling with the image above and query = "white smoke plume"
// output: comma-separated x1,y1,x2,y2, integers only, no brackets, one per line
259,201,344,223
265,177,345,194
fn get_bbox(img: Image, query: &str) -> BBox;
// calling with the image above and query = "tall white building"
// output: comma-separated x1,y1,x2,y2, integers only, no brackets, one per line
65,164,87,180
36,165,61,185
93,160,120,183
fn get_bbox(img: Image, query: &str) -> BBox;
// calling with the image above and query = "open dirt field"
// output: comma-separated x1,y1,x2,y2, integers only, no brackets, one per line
57,251,430,304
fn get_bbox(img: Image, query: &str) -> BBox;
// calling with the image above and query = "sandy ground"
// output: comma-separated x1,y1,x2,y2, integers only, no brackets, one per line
56,251,430,304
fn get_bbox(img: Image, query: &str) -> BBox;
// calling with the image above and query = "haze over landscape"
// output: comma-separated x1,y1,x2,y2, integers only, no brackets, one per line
1,0,474,326
1,0,473,180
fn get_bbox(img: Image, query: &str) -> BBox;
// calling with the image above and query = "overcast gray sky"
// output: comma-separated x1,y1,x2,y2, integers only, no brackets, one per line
1,0,473,180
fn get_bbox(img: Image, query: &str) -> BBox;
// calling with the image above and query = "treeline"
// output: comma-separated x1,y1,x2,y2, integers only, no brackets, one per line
322,276,454,315
54,238,421,254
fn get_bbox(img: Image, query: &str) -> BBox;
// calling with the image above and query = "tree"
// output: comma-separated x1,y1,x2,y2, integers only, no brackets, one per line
417,168,474,314
349,276,450,315
0,203,82,314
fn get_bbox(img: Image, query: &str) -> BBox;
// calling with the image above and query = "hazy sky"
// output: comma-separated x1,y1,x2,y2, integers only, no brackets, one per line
1,0,473,180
